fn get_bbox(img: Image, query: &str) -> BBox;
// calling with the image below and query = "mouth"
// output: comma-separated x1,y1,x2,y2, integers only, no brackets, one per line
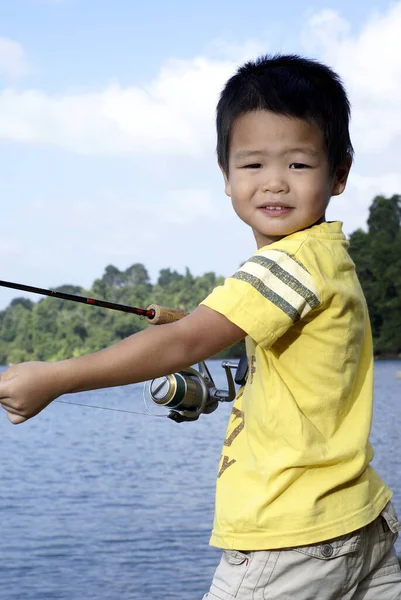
258,204,293,216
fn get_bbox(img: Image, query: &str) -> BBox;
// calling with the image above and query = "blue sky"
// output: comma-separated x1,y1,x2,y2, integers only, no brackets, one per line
1,0,400,308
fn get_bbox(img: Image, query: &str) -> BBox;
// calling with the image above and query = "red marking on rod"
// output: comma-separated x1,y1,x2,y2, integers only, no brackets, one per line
87,298,95,304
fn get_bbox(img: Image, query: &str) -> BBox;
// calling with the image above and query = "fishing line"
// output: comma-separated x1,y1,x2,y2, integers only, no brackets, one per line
0,278,237,423
55,399,166,418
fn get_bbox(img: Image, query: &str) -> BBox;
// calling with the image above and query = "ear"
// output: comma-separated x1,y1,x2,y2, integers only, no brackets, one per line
331,154,352,197
219,163,231,197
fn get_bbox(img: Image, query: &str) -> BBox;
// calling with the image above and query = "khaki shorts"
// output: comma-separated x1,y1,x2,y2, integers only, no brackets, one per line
203,502,401,600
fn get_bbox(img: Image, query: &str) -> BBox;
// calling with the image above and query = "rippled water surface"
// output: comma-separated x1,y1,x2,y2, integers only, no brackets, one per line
1,360,400,599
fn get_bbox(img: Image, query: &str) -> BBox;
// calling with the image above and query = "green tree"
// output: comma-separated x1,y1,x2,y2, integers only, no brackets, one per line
349,194,401,355
0,263,235,363
6,194,399,366
124,263,150,287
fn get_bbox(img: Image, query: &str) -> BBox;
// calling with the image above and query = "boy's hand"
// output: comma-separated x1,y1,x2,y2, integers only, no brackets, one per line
0,361,64,424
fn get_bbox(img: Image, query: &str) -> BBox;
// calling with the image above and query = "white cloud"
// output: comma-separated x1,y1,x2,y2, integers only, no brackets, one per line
1,2,401,166
0,37,30,79
327,171,401,235
302,3,401,155
301,9,351,51
0,56,237,156
300,2,401,231
1,4,401,311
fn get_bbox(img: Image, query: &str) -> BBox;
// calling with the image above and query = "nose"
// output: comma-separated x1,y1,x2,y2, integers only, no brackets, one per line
261,170,289,194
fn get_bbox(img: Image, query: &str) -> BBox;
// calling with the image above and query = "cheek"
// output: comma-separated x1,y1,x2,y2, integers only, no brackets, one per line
299,176,330,204
231,196,243,215
230,176,252,198
230,193,249,221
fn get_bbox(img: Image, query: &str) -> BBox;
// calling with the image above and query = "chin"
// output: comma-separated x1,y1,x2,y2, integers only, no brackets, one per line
261,228,294,238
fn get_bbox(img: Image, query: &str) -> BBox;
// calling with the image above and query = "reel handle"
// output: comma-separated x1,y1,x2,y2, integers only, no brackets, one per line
146,304,189,325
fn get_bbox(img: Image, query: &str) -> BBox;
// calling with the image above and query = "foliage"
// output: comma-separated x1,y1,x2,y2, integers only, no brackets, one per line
0,264,244,364
0,194,399,363
348,195,401,355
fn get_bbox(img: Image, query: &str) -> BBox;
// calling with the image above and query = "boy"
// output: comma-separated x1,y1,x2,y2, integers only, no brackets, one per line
0,54,400,599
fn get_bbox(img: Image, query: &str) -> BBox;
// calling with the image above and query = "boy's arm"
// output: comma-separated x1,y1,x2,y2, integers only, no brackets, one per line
0,305,245,424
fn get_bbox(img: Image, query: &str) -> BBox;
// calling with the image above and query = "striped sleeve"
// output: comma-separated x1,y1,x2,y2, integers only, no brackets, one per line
201,249,321,348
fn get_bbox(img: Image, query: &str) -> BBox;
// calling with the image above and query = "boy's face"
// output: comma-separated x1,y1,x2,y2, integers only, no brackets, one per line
222,110,350,248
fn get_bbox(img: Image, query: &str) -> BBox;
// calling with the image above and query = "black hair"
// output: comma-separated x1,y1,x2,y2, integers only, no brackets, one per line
217,54,353,175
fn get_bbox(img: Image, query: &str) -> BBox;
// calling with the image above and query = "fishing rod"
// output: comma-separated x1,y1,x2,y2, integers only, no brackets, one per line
0,279,187,324
0,278,248,421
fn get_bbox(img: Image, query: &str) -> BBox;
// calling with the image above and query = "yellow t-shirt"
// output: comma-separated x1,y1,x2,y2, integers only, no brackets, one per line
201,221,391,550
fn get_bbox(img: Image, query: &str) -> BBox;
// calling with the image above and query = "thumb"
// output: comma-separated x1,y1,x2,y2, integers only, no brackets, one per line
7,412,27,425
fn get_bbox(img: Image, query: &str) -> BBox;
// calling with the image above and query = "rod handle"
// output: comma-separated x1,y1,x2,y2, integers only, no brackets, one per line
146,304,189,325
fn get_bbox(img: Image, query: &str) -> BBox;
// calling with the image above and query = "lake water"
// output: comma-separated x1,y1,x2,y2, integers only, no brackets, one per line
1,360,400,599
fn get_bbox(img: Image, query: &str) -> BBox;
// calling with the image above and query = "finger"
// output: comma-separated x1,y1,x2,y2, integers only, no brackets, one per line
7,412,27,424
0,397,27,416
1,402,23,416
0,377,14,399
0,399,13,411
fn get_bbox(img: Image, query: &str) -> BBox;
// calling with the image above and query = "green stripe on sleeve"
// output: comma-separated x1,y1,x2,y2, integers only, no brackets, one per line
248,255,320,309
232,271,301,321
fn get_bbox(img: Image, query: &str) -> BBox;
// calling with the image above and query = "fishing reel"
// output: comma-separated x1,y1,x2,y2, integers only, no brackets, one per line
144,353,248,423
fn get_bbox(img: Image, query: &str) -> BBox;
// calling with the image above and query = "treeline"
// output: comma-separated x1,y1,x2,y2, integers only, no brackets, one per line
348,195,401,356
0,266,246,364
0,195,400,365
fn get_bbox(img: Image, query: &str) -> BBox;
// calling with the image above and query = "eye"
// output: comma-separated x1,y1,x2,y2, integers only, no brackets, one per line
243,163,263,169
289,163,310,169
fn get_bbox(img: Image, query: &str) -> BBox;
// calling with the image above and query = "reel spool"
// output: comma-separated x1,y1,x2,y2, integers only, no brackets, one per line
149,366,209,421
144,359,245,422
